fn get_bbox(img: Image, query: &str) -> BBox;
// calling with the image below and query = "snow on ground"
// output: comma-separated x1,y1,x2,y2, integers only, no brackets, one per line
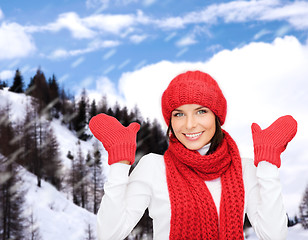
245,225,308,240
0,87,32,122
49,118,108,175
21,167,97,240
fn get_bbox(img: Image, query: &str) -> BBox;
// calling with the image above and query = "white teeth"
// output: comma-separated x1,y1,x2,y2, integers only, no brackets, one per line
185,132,202,138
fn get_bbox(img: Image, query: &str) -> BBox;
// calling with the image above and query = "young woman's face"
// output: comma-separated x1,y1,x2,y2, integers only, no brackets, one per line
171,104,216,150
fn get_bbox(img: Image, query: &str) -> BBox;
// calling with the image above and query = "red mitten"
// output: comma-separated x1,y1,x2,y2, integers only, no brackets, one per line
89,113,140,165
251,115,297,168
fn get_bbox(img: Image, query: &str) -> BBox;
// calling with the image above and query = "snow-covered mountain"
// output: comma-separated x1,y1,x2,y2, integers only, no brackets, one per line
0,88,106,240
1,88,308,239
22,168,97,240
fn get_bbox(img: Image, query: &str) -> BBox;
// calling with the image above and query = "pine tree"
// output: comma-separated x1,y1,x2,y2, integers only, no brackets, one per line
84,223,96,240
0,150,27,240
41,126,62,190
0,103,17,157
98,95,108,114
20,102,42,187
0,104,25,239
299,184,308,229
87,142,105,214
25,209,42,240
9,69,24,93
48,74,61,118
149,119,168,155
19,103,36,170
27,68,50,114
73,89,89,140
0,79,8,89
89,99,97,120
70,143,89,209
61,90,76,130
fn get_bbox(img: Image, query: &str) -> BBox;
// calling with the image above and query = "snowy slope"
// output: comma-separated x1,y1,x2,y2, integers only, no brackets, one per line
22,168,97,240
0,88,107,240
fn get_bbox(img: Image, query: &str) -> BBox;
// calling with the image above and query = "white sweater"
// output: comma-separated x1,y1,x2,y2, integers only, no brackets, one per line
97,146,288,240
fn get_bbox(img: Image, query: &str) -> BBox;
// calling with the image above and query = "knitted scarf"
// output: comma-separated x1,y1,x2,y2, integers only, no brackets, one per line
164,130,245,239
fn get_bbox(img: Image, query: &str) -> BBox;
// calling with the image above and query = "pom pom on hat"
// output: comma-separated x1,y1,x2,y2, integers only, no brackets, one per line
161,70,227,126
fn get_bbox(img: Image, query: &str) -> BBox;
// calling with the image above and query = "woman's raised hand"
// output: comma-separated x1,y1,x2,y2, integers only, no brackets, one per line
251,115,297,168
89,113,140,165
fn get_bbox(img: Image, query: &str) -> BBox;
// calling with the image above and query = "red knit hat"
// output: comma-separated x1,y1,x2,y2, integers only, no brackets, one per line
161,70,227,126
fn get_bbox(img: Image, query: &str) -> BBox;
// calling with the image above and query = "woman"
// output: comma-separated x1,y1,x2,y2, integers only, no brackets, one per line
89,70,297,240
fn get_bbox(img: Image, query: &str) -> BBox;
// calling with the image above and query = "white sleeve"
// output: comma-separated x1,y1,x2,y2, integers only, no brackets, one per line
96,161,151,240
245,160,288,240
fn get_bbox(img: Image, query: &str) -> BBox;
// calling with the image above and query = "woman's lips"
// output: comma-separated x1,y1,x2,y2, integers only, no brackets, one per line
183,131,203,140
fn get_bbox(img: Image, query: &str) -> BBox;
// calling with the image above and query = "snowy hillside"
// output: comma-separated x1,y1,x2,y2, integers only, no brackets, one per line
0,88,106,240
1,87,308,239
22,168,97,240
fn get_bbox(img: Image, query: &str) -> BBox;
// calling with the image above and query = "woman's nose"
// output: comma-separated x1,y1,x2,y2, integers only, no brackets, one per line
186,115,197,130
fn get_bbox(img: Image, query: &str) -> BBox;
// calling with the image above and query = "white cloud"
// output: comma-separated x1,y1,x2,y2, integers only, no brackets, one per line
157,0,308,30
176,35,197,47
143,0,156,7
46,12,96,39
260,1,308,29
164,32,177,42
71,57,85,68
118,59,131,69
50,49,69,59
84,13,136,35
275,25,291,37
58,74,70,83
26,10,148,39
86,0,154,11
89,39,121,48
156,16,185,29
49,39,120,59
0,22,36,60
253,29,271,40
103,49,117,60
129,34,147,44
206,44,223,53
85,10,150,34
86,0,110,10
88,76,123,107
0,70,15,80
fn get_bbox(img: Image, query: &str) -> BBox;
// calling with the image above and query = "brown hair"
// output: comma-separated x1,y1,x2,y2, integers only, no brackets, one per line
166,115,224,155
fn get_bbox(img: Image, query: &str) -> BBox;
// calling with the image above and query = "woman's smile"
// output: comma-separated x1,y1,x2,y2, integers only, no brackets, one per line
183,131,204,140
171,104,216,150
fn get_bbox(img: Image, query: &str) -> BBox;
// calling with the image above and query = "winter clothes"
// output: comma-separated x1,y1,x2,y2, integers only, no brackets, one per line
96,149,288,240
161,70,227,125
164,130,244,239
89,114,140,165
251,115,297,168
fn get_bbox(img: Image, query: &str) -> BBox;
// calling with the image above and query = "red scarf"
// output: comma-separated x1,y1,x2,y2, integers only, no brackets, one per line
164,130,245,239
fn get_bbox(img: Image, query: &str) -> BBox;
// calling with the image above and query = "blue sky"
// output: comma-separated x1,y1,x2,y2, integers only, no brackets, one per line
1,0,307,90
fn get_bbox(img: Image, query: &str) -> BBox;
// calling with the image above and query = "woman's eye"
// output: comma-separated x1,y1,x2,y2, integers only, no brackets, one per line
173,112,184,117
197,109,207,114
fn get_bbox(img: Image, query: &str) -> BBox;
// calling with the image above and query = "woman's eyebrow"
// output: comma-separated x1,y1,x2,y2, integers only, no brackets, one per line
195,106,207,110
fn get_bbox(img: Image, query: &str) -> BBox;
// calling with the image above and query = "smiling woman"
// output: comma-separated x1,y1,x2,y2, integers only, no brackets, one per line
89,70,297,240
170,104,216,150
